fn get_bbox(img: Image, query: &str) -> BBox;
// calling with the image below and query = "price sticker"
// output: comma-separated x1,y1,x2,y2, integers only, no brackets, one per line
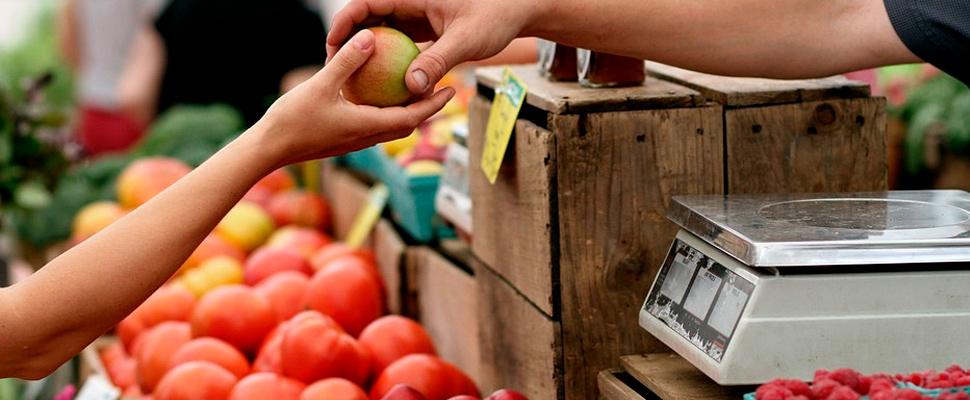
344,183,389,249
481,67,528,184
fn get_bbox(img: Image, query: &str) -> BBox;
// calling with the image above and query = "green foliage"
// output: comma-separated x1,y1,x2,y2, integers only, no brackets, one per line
15,104,245,247
130,103,244,166
895,73,970,175
0,3,75,109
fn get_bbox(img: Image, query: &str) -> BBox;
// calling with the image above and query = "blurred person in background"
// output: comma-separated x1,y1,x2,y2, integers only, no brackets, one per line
117,0,327,128
56,0,165,157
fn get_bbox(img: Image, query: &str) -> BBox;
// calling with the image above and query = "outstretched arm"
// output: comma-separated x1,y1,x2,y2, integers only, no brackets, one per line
328,0,919,95
0,29,455,380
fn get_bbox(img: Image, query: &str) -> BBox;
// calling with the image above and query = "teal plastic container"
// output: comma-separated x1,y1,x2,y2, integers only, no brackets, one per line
335,146,454,242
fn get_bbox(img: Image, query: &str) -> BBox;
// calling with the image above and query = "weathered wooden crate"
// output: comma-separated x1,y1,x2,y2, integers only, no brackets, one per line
407,241,481,385
616,353,753,400
468,64,887,399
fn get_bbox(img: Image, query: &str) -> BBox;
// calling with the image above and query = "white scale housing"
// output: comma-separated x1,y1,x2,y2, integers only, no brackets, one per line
639,190,970,385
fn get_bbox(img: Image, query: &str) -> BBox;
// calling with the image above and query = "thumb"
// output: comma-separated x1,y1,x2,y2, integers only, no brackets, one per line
405,35,469,95
318,29,376,92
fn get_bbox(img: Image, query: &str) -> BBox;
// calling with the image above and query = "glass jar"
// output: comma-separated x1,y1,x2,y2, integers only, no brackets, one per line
538,39,578,81
577,48,645,88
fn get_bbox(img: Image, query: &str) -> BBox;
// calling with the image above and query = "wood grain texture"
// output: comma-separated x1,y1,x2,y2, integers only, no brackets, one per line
475,65,704,114
620,354,752,400
553,106,724,400
468,94,558,315
599,369,655,400
645,61,871,107
372,219,407,315
475,257,562,400
414,247,481,384
725,98,888,194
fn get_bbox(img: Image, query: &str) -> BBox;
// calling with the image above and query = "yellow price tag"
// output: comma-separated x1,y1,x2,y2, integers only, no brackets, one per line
481,67,528,184
344,183,389,249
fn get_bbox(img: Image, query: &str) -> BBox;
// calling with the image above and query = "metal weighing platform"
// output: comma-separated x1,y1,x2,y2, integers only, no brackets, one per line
639,190,970,385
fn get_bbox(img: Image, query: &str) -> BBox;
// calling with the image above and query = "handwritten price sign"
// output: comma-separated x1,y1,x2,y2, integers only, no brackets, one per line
481,68,528,184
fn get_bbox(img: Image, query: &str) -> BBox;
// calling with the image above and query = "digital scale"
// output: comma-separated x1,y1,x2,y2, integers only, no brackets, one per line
639,190,970,385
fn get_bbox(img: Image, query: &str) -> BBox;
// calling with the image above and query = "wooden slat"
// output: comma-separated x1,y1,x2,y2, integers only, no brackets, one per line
475,65,704,114
620,354,752,400
645,61,871,107
475,258,562,400
599,369,656,400
414,247,481,384
468,95,558,315
554,106,724,400
725,98,888,193
372,219,407,315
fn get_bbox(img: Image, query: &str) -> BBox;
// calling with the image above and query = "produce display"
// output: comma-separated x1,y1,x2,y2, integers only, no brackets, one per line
751,365,970,400
74,159,524,400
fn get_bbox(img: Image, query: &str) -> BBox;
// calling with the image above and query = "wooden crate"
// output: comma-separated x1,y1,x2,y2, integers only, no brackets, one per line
598,369,659,400
468,64,887,399
617,354,753,400
408,242,481,384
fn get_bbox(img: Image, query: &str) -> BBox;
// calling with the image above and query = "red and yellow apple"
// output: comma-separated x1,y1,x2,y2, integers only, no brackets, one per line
342,27,420,107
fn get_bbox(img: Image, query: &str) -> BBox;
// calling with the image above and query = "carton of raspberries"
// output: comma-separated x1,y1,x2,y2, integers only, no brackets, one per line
746,365,970,400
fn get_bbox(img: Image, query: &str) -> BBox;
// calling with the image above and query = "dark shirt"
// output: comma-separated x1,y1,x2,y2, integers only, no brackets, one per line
884,0,970,85
154,0,326,126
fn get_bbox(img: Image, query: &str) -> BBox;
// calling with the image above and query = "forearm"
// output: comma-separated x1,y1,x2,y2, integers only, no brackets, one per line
524,0,918,78
0,127,278,378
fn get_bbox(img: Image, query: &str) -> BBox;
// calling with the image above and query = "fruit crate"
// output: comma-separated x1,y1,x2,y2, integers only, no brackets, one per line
469,64,886,400
334,147,454,242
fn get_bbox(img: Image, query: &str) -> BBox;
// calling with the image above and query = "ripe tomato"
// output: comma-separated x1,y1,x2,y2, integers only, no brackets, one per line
167,337,249,379
305,260,384,337
370,354,479,400
358,315,437,376
190,285,276,356
280,310,370,385
154,361,238,400
228,372,306,400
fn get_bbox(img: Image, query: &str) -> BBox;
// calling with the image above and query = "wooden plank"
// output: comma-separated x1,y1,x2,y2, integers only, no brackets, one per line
468,94,558,315
620,354,752,400
645,61,871,107
725,98,888,193
599,369,657,400
475,258,562,400
554,106,724,400
372,219,407,315
320,161,372,241
475,65,704,114
415,247,481,384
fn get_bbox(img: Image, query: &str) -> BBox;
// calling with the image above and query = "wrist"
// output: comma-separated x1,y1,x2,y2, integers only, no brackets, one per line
233,122,287,177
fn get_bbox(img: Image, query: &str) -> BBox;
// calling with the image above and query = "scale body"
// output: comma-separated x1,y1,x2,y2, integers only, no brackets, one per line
639,190,970,385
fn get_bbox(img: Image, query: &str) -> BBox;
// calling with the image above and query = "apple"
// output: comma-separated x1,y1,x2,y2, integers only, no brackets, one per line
71,201,127,243
116,157,191,210
265,225,333,258
216,201,277,252
381,385,428,400
266,190,332,232
485,389,529,400
343,27,420,107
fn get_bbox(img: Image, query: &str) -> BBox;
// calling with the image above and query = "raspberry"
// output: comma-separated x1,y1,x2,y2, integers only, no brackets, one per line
775,379,812,397
956,375,970,387
755,384,792,400
816,369,832,383
868,378,896,395
813,379,843,399
829,368,863,393
937,392,970,400
887,388,924,400
946,364,965,374
790,396,810,400
825,386,861,400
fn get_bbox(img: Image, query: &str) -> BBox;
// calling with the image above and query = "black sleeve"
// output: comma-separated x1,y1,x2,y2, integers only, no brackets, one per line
884,0,970,85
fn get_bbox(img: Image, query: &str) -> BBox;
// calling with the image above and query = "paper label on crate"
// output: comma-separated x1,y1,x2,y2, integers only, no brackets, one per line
481,67,528,184
345,183,389,249
76,375,121,400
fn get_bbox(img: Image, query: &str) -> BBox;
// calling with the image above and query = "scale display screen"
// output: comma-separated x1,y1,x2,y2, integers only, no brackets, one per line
643,239,755,362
